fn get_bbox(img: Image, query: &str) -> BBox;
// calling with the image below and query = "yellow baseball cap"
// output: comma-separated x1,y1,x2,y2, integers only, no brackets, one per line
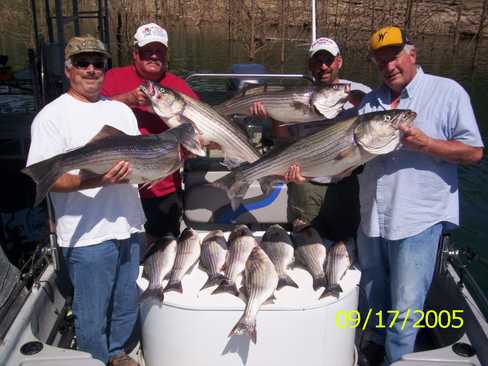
369,26,412,52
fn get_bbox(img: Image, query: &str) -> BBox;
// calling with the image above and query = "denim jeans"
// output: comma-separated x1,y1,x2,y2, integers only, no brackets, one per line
357,223,443,365
62,233,141,363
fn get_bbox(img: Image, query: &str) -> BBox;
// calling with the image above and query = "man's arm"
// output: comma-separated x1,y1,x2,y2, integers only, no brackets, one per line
51,161,132,192
399,124,483,165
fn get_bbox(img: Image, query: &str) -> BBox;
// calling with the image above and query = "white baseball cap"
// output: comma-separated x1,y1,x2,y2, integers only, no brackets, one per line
309,37,340,57
134,23,168,48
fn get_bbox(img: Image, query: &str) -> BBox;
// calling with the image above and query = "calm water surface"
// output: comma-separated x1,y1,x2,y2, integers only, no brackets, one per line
3,26,488,307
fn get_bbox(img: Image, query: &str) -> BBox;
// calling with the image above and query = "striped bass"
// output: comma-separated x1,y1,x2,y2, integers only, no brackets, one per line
213,110,416,211
228,246,278,344
164,228,201,294
291,219,328,291
22,123,204,206
140,81,261,168
260,224,298,290
212,225,257,297
199,230,228,290
214,84,350,124
321,240,356,299
139,235,177,303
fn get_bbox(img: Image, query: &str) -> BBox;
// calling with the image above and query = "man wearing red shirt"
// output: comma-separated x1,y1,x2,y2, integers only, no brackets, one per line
101,23,198,246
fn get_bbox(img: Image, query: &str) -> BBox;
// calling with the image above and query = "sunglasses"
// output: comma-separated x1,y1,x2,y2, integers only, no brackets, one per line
311,54,336,67
72,59,106,70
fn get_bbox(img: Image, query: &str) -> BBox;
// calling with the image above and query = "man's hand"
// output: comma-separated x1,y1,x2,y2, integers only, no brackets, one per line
284,163,307,184
131,86,149,106
399,124,432,153
250,101,268,118
101,161,131,185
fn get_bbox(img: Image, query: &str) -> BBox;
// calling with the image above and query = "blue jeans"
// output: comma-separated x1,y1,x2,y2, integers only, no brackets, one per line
357,223,443,365
62,234,141,363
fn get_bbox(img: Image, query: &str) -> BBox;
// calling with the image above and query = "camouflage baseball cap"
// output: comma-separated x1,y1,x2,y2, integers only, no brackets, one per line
64,35,111,60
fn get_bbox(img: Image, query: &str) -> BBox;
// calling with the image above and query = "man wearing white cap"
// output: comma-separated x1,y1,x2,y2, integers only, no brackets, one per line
102,23,198,248
254,37,370,242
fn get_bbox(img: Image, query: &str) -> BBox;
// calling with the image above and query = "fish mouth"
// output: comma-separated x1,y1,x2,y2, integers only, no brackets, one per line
141,81,156,97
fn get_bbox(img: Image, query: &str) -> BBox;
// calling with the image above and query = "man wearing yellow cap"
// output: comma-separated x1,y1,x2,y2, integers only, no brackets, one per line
357,26,484,365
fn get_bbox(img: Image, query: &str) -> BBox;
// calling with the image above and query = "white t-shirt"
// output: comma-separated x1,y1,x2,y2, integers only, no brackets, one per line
26,93,146,247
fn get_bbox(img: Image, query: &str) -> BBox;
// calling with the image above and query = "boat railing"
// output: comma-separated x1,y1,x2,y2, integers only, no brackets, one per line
185,73,313,82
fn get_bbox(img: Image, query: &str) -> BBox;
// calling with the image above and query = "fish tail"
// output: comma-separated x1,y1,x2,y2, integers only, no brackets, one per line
229,315,257,344
139,287,165,303
312,276,328,291
277,273,299,290
200,273,226,291
22,155,63,206
211,280,239,297
319,284,343,299
163,280,183,294
212,171,249,211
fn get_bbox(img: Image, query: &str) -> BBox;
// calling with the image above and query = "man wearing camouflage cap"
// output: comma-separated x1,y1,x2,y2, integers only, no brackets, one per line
26,35,145,366
356,26,483,365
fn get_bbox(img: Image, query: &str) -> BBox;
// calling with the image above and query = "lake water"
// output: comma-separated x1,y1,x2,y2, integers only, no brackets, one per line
2,25,488,310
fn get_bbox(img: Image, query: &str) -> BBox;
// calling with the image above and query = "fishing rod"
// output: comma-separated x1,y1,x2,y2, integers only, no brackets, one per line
447,243,488,319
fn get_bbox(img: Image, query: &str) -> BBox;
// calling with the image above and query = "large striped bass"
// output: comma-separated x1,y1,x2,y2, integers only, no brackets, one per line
140,81,261,168
22,123,205,206
213,84,350,124
228,245,278,344
213,110,416,211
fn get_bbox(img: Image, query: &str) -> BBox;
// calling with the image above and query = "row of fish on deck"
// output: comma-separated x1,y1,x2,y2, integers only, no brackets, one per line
21,81,417,210
141,222,355,344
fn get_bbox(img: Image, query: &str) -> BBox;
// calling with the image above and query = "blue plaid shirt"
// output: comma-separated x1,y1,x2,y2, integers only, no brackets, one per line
357,67,484,240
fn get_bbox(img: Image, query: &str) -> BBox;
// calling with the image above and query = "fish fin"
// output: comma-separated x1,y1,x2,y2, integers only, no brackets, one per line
229,315,257,344
290,100,310,113
334,165,361,180
212,171,250,211
186,260,199,275
258,175,283,195
220,158,245,169
277,274,299,290
89,125,128,143
22,155,64,206
212,280,240,297
319,284,343,299
139,287,165,303
164,281,183,294
200,274,225,291
263,294,276,305
334,146,356,161
166,123,206,157
312,277,328,291
165,115,185,129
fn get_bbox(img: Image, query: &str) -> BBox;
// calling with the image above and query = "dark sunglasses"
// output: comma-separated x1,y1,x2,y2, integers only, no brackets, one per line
311,53,336,67
72,59,106,70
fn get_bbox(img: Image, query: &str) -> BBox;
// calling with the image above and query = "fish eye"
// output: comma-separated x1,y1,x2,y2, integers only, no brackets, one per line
384,115,392,122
